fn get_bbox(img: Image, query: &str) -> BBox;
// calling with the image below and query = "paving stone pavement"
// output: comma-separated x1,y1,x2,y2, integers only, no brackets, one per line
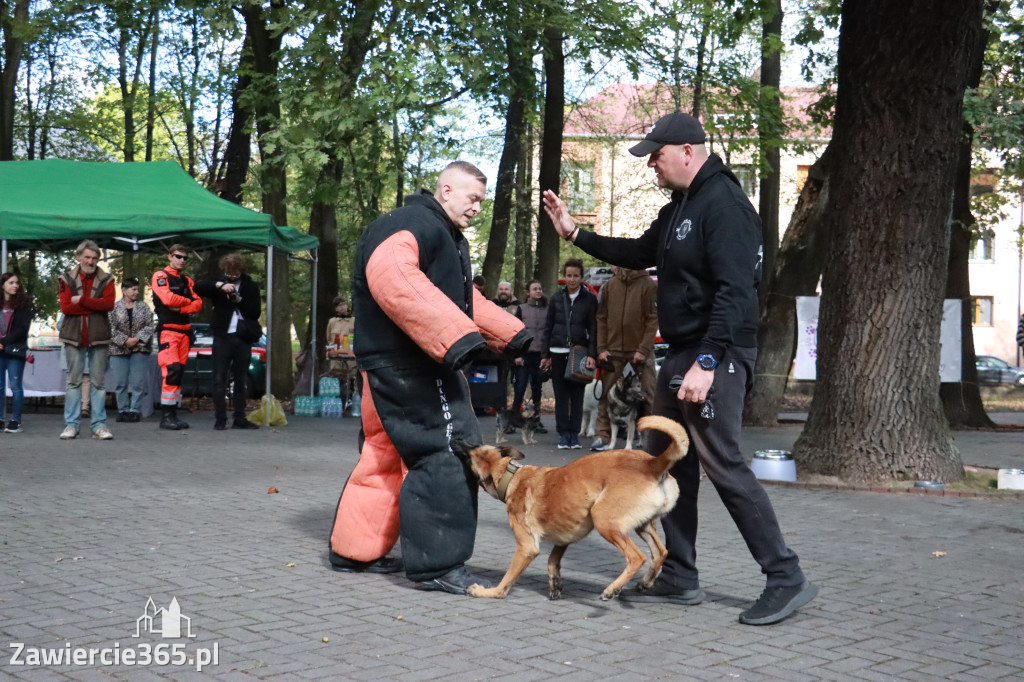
1,410,1022,681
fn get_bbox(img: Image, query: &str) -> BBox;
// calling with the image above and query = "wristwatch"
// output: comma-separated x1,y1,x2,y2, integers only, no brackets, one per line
696,353,718,371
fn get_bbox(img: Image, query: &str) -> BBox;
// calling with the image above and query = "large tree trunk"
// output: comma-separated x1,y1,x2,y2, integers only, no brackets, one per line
743,144,832,426
757,0,783,314
303,0,381,373
482,85,528,296
514,121,533,293
218,45,253,205
0,0,30,161
941,2,997,429
792,0,983,483
242,0,291,397
535,25,564,294
308,154,342,377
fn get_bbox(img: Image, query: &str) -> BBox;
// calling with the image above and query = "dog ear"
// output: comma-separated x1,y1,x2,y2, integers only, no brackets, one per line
499,446,525,461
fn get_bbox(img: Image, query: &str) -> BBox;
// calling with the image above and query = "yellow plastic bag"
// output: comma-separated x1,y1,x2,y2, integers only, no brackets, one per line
248,393,288,427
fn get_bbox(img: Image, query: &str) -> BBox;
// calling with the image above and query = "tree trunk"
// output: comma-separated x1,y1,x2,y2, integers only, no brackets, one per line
243,0,291,397
308,154,342,377
757,0,783,314
941,2,997,429
535,25,564,294
514,122,533,293
0,0,31,161
218,46,253,205
743,144,832,426
482,87,528,294
145,10,158,162
792,0,983,483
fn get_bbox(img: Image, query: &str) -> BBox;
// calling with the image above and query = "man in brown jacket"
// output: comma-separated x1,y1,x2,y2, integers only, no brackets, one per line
591,266,658,450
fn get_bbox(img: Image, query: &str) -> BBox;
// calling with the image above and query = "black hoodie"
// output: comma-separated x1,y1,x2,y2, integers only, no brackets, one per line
574,153,761,362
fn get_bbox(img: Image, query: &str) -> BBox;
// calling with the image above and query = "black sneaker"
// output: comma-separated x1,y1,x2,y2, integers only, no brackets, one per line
619,579,705,604
535,423,548,434
329,552,404,574
414,565,493,595
5,420,22,433
116,412,130,423
232,419,259,430
214,418,227,430
739,581,819,625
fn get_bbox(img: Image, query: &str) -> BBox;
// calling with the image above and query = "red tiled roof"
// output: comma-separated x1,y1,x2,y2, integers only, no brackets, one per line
565,82,831,139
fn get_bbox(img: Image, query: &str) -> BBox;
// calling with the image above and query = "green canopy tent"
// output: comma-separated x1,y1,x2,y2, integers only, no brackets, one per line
0,159,322,406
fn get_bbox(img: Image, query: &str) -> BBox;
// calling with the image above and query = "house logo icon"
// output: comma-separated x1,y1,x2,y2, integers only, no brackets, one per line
133,597,196,639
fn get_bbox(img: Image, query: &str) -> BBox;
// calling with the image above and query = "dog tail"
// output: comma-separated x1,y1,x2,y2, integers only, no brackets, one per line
638,415,690,478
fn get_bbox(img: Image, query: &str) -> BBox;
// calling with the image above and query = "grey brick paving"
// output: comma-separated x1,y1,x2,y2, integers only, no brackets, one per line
1,410,1022,681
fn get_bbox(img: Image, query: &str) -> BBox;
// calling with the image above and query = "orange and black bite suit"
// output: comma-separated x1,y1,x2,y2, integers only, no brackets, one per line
329,189,531,582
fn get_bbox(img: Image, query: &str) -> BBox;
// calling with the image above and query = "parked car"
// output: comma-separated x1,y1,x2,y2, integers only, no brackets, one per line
178,323,267,399
975,355,1024,386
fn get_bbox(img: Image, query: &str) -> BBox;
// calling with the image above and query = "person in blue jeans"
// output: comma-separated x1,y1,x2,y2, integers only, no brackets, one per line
107,278,155,423
0,273,34,434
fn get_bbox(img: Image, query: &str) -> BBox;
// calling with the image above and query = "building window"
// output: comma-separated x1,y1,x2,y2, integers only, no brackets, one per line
562,161,596,214
971,296,994,326
732,164,756,197
969,228,994,262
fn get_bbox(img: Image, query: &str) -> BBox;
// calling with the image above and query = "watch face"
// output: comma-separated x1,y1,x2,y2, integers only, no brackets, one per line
698,354,717,369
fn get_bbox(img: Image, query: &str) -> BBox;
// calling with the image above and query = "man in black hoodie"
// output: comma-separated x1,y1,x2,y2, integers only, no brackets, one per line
542,112,817,626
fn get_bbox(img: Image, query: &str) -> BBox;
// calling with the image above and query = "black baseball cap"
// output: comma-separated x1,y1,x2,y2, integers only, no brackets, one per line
628,112,707,157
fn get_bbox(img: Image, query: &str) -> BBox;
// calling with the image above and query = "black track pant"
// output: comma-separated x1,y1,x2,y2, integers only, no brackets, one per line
646,347,805,590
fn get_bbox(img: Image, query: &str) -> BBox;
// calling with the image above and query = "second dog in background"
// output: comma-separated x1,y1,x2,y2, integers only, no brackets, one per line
604,370,648,450
496,404,539,445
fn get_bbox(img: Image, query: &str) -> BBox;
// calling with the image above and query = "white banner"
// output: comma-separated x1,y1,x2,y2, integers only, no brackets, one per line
792,297,962,382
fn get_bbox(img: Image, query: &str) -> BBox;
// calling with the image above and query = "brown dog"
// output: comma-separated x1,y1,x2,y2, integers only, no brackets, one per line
456,415,689,600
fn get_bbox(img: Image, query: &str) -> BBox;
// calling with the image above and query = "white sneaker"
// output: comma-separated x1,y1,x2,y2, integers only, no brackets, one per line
59,426,78,440
92,426,114,440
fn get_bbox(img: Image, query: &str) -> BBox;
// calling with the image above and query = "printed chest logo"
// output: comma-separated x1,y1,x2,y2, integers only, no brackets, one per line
675,219,692,241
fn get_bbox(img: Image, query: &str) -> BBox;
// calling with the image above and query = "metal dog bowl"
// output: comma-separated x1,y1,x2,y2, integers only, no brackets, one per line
913,480,945,491
750,450,796,482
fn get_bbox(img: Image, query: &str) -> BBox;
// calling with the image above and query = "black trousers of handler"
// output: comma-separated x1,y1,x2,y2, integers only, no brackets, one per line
645,347,805,590
367,363,483,581
549,352,586,437
212,332,251,421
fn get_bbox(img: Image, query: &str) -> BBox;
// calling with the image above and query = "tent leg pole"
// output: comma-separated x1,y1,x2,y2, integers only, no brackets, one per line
266,245,274,426
310,251,318,397
1,240,7,272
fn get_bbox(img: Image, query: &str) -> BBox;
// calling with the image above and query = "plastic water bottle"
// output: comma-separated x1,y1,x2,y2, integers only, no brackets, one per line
349,390,361,417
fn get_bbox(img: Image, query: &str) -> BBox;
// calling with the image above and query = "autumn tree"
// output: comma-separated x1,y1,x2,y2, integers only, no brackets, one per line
792,0,984,483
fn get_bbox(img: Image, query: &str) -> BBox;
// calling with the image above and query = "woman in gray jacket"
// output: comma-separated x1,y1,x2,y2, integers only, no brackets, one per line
512,280,549,431
107,278,155,422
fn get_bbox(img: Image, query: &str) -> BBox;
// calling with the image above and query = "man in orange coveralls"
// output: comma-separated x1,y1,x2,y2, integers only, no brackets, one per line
151,244,202,430
328,161,533,595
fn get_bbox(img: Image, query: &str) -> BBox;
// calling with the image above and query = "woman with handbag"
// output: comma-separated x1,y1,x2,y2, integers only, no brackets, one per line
540,259,598,449
107,277,155,423
0,273,34,434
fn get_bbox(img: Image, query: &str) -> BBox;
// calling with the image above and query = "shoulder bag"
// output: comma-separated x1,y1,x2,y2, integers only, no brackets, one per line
564,345,594,384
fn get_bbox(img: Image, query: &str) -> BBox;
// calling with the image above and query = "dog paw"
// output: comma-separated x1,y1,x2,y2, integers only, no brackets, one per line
600,588,620,601
548,577,562,600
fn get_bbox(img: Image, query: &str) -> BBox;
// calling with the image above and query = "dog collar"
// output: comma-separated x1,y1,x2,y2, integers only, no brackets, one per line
495,459,523,502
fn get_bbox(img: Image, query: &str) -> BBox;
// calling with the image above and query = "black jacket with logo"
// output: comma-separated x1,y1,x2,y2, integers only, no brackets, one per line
575,153,761,361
